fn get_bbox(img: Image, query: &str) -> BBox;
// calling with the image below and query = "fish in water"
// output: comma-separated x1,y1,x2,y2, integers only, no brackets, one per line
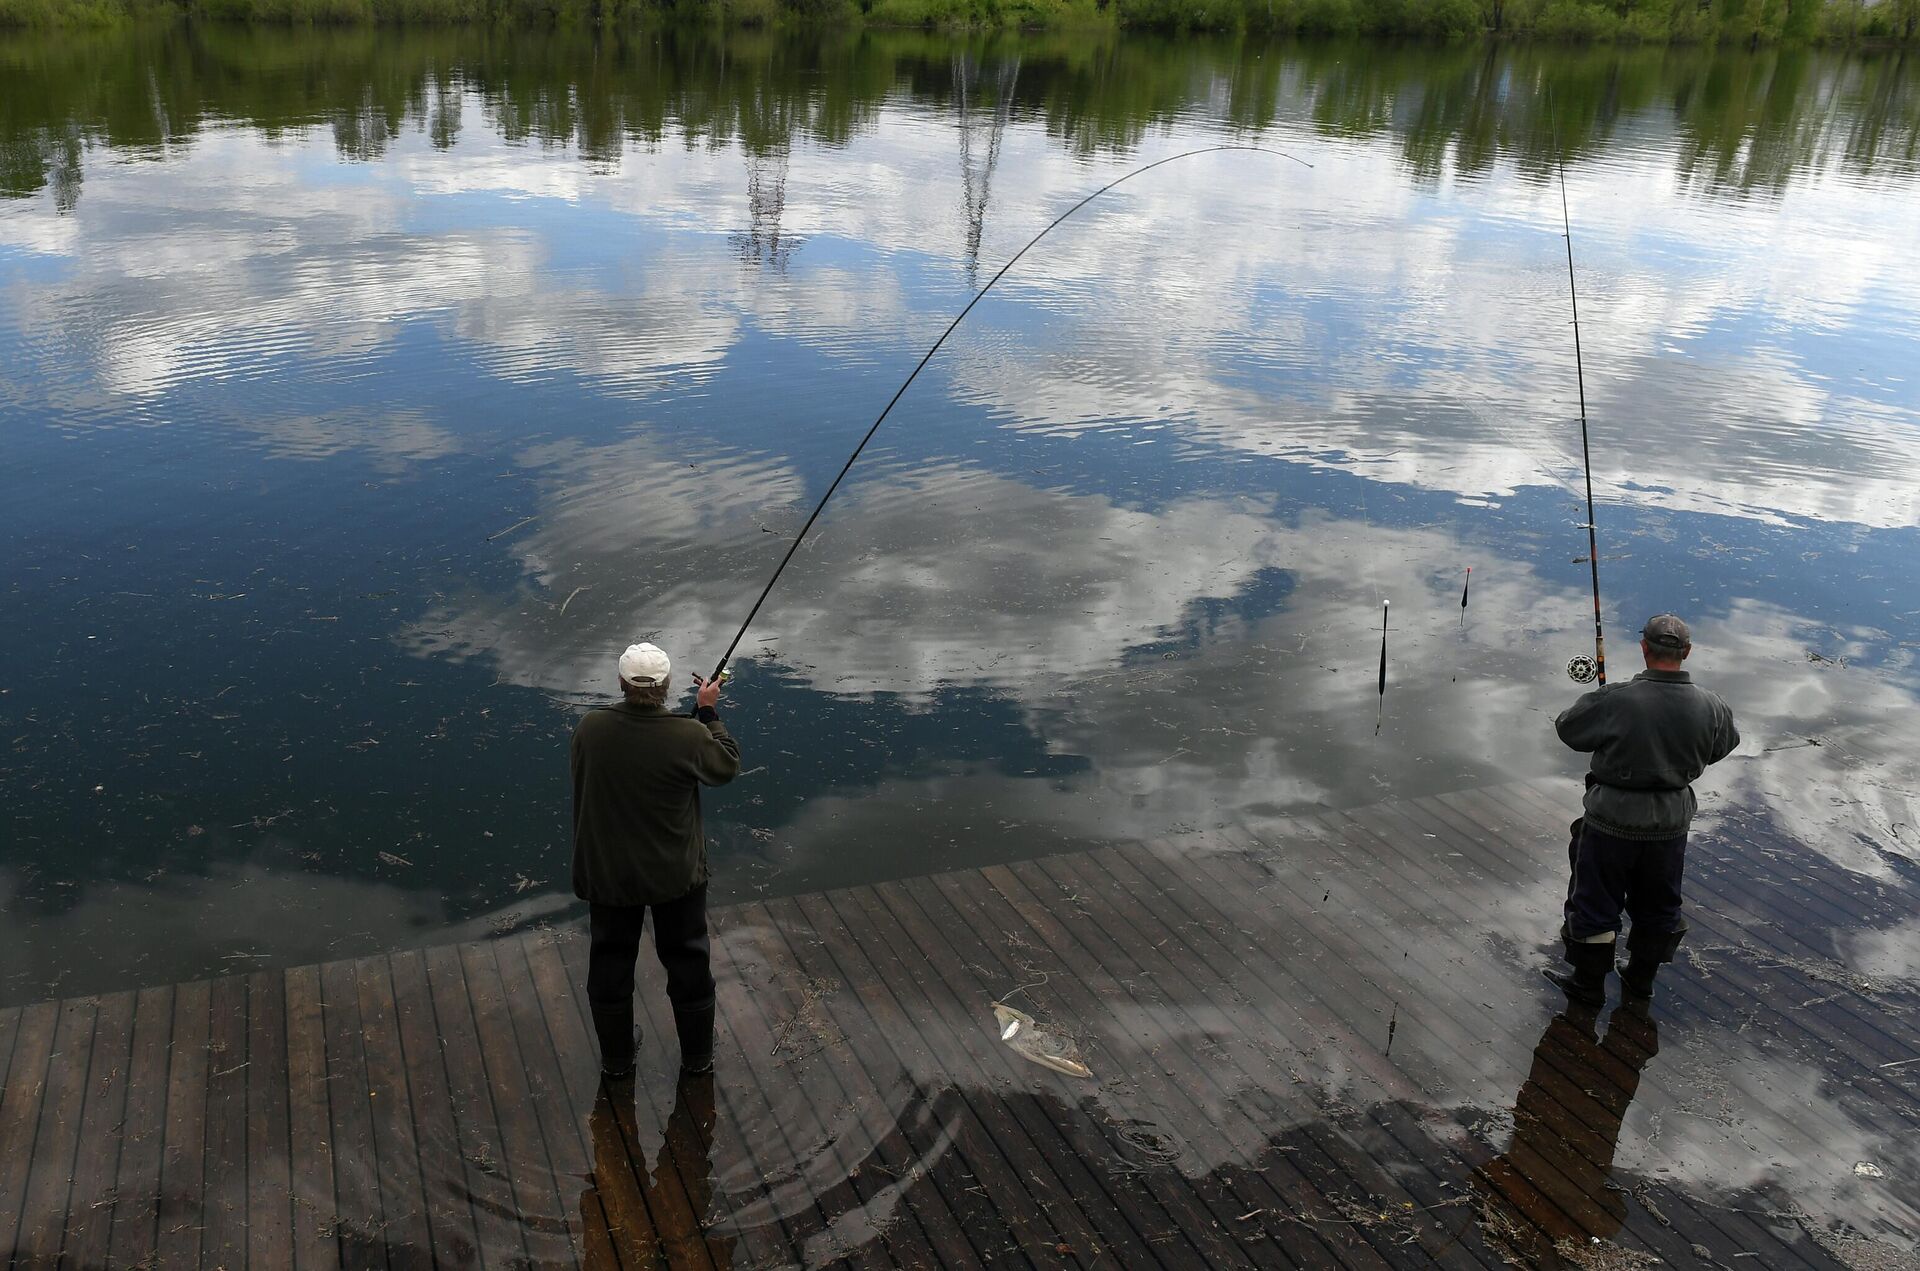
992,1002,1092,1079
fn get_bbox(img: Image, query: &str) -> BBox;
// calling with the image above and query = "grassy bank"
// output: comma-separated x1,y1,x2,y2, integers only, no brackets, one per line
1,0,1915,43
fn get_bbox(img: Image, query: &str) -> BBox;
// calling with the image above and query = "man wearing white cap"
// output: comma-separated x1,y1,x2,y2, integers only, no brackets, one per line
572,641,740,1081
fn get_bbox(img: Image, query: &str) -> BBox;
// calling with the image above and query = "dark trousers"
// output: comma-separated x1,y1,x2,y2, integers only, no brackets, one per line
586,884,717,1015
1564,818,1686,943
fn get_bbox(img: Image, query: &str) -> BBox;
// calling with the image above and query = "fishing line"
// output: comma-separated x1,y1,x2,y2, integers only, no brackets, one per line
1548,90,1607,687
708,143,1312,682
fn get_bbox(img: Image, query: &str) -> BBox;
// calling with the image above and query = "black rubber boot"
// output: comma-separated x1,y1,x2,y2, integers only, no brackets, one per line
1621,921,1687,1003
674,999,716,1076
1544,936,1615,1008
590,1000,637,1081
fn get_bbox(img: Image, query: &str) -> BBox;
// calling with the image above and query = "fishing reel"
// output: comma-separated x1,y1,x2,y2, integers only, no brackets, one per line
1566,654,1598,684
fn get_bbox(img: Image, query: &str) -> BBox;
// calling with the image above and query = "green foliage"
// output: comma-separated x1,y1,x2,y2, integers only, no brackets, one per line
0,0,1916,42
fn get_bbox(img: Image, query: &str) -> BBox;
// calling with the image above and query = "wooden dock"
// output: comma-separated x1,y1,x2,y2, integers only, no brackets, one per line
4,780,1919,1269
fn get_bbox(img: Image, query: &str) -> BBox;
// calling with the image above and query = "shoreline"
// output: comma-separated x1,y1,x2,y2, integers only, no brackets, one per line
4,0,1916,46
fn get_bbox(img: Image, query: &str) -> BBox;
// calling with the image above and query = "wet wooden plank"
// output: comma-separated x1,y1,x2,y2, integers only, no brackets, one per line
705,904,894,1269
202,972,251,1269
423,941,529,1270
846,873,1177,1266
0,1002,62,1260
319,956,387,1269
1101,842,1504,1270
516,935,653,1266
16,995,99,1264
245,969,295,1270
849,875,1183,1267
109,984,176,1269
777,889,1001,1267
284,964,340,1271
157,980,211,1269
355,955,434,1268
459,940,574,1268
992,854,1408,1270
388,947,485,1269
62,988,136,1268
492,935,597,1268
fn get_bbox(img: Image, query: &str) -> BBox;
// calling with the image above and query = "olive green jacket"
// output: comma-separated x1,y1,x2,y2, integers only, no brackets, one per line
570,701,741,907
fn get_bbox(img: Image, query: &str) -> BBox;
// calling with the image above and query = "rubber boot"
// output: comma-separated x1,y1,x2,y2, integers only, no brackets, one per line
590,1000,637,1081
1621,921,1687,1004
674,999,716,1076
1544,937,1614,1008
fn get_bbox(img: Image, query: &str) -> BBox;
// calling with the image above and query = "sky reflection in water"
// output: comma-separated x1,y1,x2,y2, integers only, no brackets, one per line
1,28,1919,1254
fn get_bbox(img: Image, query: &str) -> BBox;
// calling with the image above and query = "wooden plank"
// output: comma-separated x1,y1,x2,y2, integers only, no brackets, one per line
388,948,485,1269
0,1006,20,1100
1100,843,1504,1270
110,985,176,1270
246,970,296,1270
157,980,211,1269
776,890,1002,1267
16,994,99,1264
517,934,659,1266
423,942,529,1270
320,956,388,1269
0,1002,60,1260
997,853,1408,1270
841,871,1168,1266
867,875,1182,1271
284,964,341,1271
354,955,434,1268
203,973,251,1269
491,936,597,1267
458,940,574,1268
697,905,890,1269
62,988,136,1268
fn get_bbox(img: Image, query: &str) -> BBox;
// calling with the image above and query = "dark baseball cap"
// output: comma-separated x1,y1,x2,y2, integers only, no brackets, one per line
1641,614,1692,651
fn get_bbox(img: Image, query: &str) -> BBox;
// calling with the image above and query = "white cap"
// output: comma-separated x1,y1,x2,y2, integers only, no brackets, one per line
618,642,671,686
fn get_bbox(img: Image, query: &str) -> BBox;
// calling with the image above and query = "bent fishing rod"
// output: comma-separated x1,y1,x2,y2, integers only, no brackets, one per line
1550,96,1607,688
707,144,1312,684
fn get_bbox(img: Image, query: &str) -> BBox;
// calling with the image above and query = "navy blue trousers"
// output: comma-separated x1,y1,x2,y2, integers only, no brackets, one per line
586,884,716,1013
1563,818,1687,942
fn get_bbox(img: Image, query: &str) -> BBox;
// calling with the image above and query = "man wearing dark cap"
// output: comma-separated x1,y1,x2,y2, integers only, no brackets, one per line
572,641,741,1081
1548,615,1739,1007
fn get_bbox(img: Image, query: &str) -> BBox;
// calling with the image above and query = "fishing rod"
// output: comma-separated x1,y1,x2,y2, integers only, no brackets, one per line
708,143,1311,683
1549,94,1607,688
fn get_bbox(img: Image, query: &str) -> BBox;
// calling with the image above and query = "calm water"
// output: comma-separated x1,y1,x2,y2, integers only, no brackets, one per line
5,24,1920,1261
4,28,1918,997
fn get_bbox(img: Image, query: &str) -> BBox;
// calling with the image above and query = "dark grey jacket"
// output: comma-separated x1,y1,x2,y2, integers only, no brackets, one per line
571,702,741,907
1554,669,1739,840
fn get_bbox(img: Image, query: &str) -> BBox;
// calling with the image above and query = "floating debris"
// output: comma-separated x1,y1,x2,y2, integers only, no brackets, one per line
993,1003,1091,1079
1853,1162,1885,1178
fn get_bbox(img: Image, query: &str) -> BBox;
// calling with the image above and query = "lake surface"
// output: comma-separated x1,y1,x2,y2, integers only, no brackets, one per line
3,28,1918,1004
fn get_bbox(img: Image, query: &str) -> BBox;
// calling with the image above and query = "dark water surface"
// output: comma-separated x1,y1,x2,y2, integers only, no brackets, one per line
5,23,1920,1263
